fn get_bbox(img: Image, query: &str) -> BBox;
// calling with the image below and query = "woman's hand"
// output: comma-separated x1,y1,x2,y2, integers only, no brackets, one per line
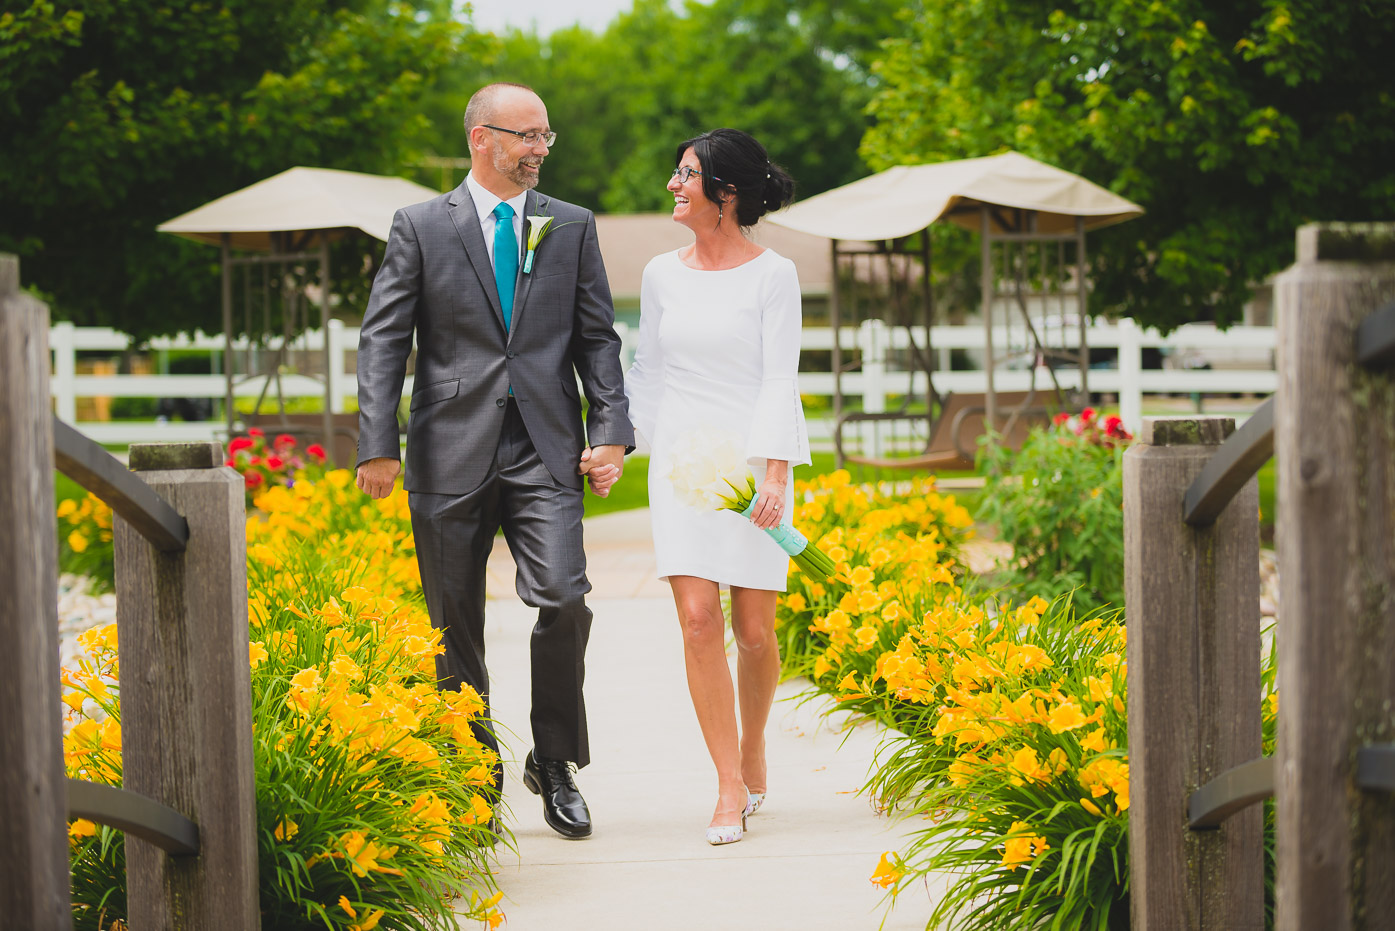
579,445,623,497
750,460,789,529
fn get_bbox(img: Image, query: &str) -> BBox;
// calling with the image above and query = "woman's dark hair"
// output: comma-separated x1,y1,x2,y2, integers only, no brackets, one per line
676,128,795,228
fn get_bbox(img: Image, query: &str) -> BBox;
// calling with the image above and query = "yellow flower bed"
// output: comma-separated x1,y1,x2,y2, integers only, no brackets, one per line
63,470,505,931
58,492,116,592
780,470,1279,928
778,471,1134,925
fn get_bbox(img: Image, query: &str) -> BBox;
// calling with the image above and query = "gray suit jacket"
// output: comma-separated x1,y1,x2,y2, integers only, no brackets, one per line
355,182,635,493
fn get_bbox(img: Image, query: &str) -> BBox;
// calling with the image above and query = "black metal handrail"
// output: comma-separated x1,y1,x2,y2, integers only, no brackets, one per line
1188,756,1275,829
67,779,199,856
1356,745,1395,792
1356,300,1395,369
1183,396,1275,527
53,416,188,552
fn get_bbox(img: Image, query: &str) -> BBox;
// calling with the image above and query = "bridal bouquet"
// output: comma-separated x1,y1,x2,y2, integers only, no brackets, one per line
663,428,836,579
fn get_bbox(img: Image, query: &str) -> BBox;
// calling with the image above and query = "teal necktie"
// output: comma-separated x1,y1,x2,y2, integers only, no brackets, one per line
493,201,518,332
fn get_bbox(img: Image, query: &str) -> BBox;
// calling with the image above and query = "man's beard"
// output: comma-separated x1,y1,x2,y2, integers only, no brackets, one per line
493,140,541,190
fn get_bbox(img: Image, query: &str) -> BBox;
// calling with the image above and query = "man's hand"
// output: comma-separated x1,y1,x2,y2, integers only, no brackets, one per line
579,445,625,498
356,457,402,499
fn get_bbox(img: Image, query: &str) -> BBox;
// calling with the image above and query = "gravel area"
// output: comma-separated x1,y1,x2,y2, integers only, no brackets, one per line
58,573,116,671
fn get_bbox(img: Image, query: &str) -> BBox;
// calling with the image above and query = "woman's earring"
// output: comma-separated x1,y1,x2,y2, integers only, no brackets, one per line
719,204,724,223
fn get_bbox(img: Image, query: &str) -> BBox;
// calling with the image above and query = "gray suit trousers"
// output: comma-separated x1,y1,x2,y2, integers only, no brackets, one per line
409,400,593,770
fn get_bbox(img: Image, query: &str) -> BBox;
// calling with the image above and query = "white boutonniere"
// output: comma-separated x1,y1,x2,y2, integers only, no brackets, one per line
523,215,582,273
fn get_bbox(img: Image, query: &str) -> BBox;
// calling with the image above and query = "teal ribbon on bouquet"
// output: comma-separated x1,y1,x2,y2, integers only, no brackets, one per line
739,492,835,579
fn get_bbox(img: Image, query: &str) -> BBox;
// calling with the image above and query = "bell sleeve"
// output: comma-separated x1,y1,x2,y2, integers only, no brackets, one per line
745,257,811,467
623,261,665,448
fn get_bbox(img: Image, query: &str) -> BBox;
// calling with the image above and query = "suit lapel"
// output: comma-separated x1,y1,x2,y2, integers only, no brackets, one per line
509,190,546,343
446,182,506,332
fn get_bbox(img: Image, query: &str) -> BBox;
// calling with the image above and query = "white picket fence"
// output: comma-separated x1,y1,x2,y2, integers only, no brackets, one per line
49,318,1275,447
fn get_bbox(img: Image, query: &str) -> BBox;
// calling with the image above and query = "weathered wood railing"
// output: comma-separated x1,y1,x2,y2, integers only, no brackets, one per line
1125,223,1395,930
0,255,259,930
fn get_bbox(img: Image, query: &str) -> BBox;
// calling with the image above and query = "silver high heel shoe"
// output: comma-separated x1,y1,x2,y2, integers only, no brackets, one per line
745,791,766,817
706,810,747,846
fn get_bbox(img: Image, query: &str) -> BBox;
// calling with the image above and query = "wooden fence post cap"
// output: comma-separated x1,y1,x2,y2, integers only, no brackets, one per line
1296,222,1395,264
129,442,224,471
1139,416,1235,447
0,253,18,297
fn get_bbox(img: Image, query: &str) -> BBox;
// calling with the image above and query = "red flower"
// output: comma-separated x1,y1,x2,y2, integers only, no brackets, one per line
225,458,236,468
248,427,265,437
249,456,261,466
1104,414,1123,433
306,444,327,463
266,455,285,470
228,436,254,453
274,433,297,449
244,471,264,488
1080,407,1097,423
1052,412,1070,426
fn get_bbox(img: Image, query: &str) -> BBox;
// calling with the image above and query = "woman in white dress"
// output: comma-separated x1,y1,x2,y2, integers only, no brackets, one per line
625,129,808,845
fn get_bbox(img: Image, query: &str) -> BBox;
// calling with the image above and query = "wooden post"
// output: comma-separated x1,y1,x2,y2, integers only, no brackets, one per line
115,441,259,931
1125,416,1263,930
0,257,72,928
1274,223,1395,930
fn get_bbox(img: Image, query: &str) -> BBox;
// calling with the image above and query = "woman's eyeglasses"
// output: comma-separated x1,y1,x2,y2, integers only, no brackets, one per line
671,166,717,184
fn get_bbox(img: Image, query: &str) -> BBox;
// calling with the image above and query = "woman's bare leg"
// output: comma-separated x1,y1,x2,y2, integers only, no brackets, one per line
730,585,780,795
670,575,747,827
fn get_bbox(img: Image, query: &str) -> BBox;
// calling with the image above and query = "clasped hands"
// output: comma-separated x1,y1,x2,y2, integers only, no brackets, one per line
578,444,624,497
354,446,625,499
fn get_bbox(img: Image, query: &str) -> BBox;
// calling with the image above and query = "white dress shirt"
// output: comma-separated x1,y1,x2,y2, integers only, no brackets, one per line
466,172,528,269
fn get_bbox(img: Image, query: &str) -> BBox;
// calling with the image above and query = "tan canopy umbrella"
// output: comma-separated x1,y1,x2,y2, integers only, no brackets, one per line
158,166,439,459
158,166,437,251
769,150,1141,241
767,151,1143,467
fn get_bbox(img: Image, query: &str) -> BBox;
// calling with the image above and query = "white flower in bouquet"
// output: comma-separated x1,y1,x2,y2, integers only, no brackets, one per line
663,427,755,510
661,426,834,579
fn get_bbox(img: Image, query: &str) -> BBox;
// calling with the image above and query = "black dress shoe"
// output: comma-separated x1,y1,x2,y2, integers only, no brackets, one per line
522,750,592,838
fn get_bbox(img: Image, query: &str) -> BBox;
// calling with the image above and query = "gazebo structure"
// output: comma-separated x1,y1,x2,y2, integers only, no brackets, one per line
158,166,438,463
769,151,1142,469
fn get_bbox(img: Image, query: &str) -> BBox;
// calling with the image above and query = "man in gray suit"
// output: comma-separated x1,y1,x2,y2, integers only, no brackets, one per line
355,83,634,839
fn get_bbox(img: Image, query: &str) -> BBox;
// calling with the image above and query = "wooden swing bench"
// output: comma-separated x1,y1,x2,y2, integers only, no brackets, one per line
834,390,1056,472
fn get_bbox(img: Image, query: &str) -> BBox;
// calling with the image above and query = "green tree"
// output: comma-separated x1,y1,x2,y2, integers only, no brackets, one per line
421,0,905,212
862,0,1395,330
0,0,481,338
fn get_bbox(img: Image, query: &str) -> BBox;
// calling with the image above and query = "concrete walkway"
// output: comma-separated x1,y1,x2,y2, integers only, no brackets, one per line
467,509,944,930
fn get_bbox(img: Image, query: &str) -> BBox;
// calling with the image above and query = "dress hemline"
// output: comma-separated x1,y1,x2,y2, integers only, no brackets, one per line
654,561,790,594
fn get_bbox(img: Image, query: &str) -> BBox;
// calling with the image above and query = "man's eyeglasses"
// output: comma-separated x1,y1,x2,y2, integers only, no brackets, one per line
670,166,716,184
482,124,557,148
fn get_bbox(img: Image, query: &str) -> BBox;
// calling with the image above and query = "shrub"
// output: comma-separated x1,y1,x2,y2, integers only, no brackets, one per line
57,492,115,593
976,410,1131,613
227,428,328,508
777,472,1279,931
62,472,506,930
777,470,975,687
870,596,1133,931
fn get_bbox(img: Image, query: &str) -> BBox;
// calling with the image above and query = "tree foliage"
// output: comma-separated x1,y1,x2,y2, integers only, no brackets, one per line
862,0,1395,330
423,0,904,213
0,0,480,338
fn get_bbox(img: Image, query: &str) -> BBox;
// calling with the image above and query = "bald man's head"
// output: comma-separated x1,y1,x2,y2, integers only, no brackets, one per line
465,83,551,199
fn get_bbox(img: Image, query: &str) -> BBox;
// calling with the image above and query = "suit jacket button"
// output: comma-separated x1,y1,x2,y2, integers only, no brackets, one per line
506,350,516,358
496,397,506,407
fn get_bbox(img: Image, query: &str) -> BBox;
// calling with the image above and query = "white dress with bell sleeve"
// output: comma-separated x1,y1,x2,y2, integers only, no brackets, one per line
624,247,811,591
